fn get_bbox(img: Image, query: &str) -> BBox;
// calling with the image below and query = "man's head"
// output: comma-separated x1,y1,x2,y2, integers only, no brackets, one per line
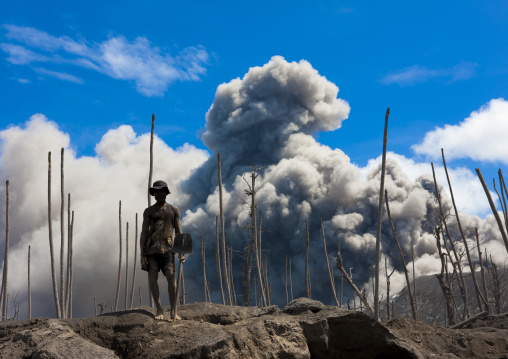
149,180,170,196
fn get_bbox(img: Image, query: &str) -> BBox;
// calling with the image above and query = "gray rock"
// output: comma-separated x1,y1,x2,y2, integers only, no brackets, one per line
2,298,506,358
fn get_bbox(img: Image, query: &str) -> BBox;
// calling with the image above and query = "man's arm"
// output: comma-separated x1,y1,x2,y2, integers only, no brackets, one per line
174,206,182,235
140,208,150,257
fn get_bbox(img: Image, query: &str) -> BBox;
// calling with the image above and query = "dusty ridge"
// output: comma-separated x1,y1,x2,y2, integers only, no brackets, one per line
1,298,507,358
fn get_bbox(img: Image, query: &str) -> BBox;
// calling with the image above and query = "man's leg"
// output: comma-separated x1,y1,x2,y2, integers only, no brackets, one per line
148,269,164,319
164,268,179,319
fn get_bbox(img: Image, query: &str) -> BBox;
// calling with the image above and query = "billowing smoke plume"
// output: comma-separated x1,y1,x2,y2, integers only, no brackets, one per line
180,56,507,307
1,56,506,319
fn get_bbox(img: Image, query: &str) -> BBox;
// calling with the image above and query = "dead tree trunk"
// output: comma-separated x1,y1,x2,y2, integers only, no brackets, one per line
305,221,310,298
28,245,31,319
201,235,207,302
65,193,71,317
336,240,373,314
115,201,122,312
250,170,266,306
385,257,396,320
431,163,469,320
385,189,417,320
489,255,503,314
289,257,293,302
435,228,456,326
148,114,154,208
125,222,129,310
69,210,74,318
476,168,508,253
148,114,155,309
215,216,225,304
259,211,269,304
218,153,232,305
228,243,237,305
285,256,288,305
48,153,61,318
130,214,138,309
1,180,9,320
320,218,339,306
442,150,486,312
475,228,490,314
60,148,65,318
374,108,390,321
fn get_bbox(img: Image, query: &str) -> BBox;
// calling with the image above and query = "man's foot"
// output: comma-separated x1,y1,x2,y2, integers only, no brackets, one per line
171,314,181,321
155,307,164,320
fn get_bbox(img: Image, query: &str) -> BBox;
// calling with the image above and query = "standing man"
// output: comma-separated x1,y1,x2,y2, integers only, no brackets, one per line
140,180,182,320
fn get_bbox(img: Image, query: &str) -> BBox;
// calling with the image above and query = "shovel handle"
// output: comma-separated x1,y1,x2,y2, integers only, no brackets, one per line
173,255,184,321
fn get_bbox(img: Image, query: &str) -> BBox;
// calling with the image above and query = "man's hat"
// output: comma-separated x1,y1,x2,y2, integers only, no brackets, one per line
149,180,170,195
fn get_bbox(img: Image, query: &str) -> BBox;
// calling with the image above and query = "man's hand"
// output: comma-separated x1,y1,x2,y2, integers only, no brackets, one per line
179,254,186,263
141,256,149,270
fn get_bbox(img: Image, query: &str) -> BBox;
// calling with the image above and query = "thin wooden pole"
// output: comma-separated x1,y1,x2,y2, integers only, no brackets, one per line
385,189,417,320
289,257,293,301
218,153,231,305
65,193,71,317
442,150,486,312
130,214,138,309
475,228,490,314
215,216,225,304
148,114,154,208
125,222,129,310
69,210,74,318
115,201,122,312
320,218,339,306
201,235,207,302
48,153,61,318
60,148,65,318
431,163,470,320
305,221,310,298
476,168,508,253
1,180,9,320
148,114,155,309
285,256,288,305
374,108,390,321
28,245,31,319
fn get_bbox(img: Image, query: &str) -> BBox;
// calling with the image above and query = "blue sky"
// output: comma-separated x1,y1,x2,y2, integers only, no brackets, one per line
1,1,506,165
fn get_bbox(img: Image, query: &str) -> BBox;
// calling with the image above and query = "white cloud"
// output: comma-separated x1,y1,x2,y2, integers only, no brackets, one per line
0,114,209,319
1,25,209,96
412,98,508,163
380,62,477,86
35,68,84,84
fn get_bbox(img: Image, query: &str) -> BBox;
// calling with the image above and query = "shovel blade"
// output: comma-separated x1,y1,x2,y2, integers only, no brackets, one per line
173,233,193,254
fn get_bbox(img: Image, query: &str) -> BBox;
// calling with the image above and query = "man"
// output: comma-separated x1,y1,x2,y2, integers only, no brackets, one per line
140,180,182,320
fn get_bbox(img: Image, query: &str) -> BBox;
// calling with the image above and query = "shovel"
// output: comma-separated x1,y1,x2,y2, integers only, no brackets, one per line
172,233,192,321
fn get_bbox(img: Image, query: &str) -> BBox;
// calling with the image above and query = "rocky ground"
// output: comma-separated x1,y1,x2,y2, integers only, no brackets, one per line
0,298,507,358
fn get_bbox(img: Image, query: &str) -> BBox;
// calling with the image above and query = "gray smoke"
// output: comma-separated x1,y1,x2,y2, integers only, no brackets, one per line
180,56,507,307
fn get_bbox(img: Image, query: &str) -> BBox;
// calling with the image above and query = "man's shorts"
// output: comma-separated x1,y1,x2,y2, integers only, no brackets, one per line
147,252,174,273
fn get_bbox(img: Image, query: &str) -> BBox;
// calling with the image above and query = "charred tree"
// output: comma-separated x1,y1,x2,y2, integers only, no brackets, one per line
218,153,232,305
374,108,390,321
115,201,122,312
431,163,470,320
385,189,417,320
320,218,339,306
305,221,310,298
442,150,486,312
1,180,9,320
435,228,456,326
48,153,61,318
215,216,225,304
130,214,138,309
